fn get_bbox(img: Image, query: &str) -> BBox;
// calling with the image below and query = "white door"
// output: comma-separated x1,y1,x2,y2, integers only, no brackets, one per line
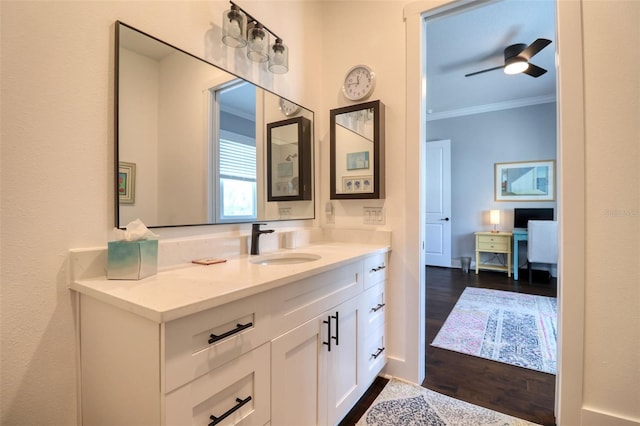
425,140,452,267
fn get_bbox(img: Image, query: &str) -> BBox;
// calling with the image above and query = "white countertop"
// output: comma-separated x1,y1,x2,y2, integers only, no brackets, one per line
70,242,390,323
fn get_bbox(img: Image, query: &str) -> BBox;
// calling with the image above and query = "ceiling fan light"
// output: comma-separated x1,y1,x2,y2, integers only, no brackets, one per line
504,58,529,75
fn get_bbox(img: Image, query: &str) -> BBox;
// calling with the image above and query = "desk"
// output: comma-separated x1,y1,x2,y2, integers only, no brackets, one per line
512,229,528,280
475,232,512,277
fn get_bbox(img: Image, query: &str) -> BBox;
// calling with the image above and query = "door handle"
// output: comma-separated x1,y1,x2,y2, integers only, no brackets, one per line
440,217,450,221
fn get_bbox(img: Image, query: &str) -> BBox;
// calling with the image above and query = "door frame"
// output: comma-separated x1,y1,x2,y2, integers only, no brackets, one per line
404,1,586,424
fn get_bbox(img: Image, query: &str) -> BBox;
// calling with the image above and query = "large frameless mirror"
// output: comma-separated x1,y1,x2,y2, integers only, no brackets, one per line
115,21,314,227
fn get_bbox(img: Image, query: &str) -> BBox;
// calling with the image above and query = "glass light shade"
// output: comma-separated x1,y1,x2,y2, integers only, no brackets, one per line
247,22,269,63
222,6,247,48
504,58,529,75
269,39,289,74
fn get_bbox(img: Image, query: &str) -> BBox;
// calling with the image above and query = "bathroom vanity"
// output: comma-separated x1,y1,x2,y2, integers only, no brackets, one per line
70,240,389,425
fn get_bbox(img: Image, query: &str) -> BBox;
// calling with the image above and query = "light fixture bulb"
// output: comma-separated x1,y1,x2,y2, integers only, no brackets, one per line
504,58,529,75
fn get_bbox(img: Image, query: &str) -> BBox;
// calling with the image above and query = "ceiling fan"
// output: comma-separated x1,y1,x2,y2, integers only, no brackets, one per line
465,38,552,78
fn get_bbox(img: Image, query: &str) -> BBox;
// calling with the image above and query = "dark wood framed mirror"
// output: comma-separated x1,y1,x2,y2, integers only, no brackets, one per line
330,100,385,199
267,117,312,201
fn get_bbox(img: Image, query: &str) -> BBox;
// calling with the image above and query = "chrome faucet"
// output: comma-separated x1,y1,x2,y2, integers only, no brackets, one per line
250,223,275,255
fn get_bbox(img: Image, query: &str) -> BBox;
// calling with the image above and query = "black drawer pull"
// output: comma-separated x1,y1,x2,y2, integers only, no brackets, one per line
372,347,385,359
370,265,386,273
323,316,332,351
208,322,253,344
208,396,252,426
371,303,386,313
332,311,339,346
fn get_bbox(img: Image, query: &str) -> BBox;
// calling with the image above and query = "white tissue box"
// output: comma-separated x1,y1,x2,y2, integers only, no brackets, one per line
107,240,158,280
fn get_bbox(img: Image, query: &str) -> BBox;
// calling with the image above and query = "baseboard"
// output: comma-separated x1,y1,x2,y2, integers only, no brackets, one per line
582,407,640,426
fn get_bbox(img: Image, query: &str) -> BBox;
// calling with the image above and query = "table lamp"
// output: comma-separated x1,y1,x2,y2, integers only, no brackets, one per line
490,209,500,233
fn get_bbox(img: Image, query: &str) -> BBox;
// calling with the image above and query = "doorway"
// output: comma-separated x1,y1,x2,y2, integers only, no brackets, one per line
421,0,559,422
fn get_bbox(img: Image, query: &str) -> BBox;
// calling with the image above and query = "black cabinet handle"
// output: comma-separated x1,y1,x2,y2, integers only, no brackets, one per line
332,311,339,346
208,396,252,426
371,303,386,313
208,322,253,345
323,316,332,352
372,347,385,359
370,265,386,273
440,217,450,221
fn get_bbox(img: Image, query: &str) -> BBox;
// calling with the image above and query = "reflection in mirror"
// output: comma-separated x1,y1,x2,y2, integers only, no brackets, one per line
115,21,314,227
330,100,385,199
267,117,312,201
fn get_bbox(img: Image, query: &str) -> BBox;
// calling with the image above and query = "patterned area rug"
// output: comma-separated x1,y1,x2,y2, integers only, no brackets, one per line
432,287,557,374
356,378,539,425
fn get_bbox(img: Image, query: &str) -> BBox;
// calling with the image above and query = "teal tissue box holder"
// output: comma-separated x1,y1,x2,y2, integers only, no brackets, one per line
107,239,158,280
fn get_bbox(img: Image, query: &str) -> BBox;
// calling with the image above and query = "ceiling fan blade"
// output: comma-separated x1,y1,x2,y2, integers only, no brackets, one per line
520,38,551,60
465,65,505,77
522,63,547,77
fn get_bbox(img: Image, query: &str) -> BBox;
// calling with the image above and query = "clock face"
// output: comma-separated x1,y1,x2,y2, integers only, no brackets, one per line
279,98,301,116
342,65,376,101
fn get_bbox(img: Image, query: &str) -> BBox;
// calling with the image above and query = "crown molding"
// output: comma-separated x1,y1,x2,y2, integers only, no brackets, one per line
426,94,556,121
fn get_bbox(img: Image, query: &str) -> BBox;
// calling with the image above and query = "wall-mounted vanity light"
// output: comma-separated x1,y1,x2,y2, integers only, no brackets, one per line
222,1,289,73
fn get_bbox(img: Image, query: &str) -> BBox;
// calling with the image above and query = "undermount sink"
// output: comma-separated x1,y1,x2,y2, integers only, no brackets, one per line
250,252,322,265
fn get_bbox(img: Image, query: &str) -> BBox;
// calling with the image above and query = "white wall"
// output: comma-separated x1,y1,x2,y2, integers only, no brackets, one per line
1,1,638,425
426,103,557,264
0,1,323,424
580,0,639,423
119,47,160,225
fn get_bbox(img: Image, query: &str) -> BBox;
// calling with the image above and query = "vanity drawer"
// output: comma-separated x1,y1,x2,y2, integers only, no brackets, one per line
164,291,271,392
362,326,386,384
271,261,363,337
361,282,385,332
165,343,270,426
363,253,387,290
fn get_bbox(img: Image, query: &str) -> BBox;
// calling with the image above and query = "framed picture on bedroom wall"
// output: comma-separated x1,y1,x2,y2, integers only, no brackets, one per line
495,160,555,201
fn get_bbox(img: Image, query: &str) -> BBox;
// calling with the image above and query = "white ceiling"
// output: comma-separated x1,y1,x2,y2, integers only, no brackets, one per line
425,0,557,117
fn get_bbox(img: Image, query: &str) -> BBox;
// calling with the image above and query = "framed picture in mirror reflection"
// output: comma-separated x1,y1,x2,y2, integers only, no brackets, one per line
118,162,136,204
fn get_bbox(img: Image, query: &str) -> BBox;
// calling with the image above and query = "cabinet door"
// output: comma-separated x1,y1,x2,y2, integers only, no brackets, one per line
326,296,361,426
271,316,326,426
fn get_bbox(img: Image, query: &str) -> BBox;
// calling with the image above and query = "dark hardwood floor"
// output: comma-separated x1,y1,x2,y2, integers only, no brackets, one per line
340,266,557,426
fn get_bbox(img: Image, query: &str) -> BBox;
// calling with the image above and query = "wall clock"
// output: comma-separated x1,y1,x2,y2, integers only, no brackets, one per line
342,65,376,101
279,98,301,116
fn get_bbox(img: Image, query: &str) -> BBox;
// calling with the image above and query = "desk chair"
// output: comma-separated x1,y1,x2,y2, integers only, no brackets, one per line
527,220,558,284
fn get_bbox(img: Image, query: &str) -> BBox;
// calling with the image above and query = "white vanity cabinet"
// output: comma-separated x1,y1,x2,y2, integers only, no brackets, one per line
78,291,272,426
271,294,362,426
74,246,389,426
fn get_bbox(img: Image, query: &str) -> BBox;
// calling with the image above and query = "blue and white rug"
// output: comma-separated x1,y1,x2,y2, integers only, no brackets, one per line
431,287,557,374
356,378,539,425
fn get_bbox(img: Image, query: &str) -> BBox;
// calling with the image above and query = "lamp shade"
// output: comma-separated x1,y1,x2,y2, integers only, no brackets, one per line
222,5,247,48
490,209,500,225
247,22,270,63
269,39,289,74
504,57,529,74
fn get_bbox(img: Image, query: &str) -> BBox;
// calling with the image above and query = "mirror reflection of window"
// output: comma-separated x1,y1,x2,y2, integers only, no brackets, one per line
212,82,257,222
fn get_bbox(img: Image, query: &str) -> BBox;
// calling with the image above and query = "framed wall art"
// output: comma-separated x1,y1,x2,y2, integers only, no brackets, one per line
495,160,555,201
118,162,136,204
